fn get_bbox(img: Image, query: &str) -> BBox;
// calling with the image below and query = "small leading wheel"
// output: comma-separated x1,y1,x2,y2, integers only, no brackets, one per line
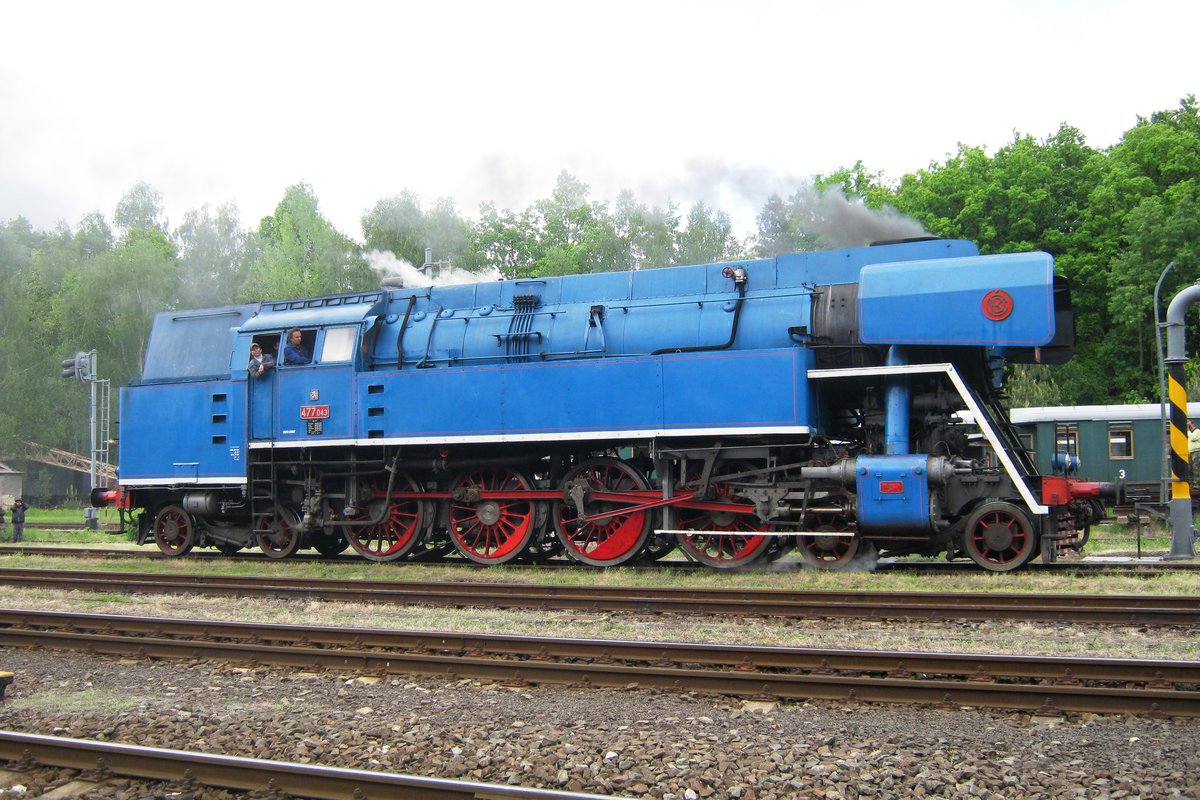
152,505,195,556
255,505,302,559
346,474,428,562
676,461,772,569
797,512,863,570
554,458,653,567
963,501,1037,571
448,469,538,564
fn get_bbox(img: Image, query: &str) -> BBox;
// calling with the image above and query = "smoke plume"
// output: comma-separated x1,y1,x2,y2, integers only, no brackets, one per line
368,250,502,288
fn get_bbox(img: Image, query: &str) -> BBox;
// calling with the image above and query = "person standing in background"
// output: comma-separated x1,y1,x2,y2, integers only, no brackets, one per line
9,498,26,543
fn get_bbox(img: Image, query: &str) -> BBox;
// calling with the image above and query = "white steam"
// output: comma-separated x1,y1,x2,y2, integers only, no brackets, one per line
368,250,502,288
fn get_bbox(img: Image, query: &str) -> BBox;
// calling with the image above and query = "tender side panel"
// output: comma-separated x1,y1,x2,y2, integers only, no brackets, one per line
119,381,247,484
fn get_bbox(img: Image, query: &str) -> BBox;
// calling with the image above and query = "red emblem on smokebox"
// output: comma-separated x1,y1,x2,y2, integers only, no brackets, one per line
981,290,1014,321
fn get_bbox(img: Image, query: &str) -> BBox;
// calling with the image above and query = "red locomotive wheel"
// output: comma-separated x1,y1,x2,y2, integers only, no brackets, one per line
963,501,1037,571
346,474,427,562
797,512,863,570
255,505,302,559
448,469,538,564
676,461,771,569
554,458,653,567
152,504,195,556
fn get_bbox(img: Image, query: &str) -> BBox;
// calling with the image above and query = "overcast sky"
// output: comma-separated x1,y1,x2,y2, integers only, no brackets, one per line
1,0,1197,240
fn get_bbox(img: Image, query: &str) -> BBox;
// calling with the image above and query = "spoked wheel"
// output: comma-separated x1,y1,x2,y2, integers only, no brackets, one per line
255,505,302,559
554,458,653,567
675,461,772,569
152,505,195,556
963,501,1037,571
346,474,428,562
797,512,862,570
448,469,538,564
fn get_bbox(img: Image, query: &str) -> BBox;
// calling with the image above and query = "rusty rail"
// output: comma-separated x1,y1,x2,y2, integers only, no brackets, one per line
0,608,1197,717
0,566,1196,625
0,730,618,799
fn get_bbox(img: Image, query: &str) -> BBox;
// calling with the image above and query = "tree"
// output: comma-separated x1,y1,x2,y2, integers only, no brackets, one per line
674,202,740,265
113,182,168,236
239,183,375,301
175,202,249,309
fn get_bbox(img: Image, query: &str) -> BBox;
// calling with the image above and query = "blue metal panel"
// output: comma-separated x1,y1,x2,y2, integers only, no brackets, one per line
141,306,257,382
854,455,931,532
119,381,247,483
777,239,980,289
239,293,384,332
358,349,812,441
858,252,1055,347
272,365,356,443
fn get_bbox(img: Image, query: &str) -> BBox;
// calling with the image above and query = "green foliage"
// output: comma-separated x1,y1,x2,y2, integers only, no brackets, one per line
4,96,1200,459
239,183,375,301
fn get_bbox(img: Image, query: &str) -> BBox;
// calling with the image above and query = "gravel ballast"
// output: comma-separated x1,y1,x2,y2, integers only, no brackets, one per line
0,648,1197,799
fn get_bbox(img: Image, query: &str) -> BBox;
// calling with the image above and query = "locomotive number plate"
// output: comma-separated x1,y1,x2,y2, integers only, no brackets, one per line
300,405,330,419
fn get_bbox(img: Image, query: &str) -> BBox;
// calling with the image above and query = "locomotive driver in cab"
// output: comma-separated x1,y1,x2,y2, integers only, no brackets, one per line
283,328,311,365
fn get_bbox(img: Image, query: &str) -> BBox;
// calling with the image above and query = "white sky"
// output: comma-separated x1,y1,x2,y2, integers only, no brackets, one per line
1,0,1197,240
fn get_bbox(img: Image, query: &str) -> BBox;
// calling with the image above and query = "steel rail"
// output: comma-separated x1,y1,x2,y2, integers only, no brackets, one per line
0,567,1195,625
0,730,620,800
0,609,1197,717
1,607,1196,684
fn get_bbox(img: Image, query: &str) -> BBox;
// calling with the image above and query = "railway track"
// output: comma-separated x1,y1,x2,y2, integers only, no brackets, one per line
0,730,615,799
3,543,1195,571
0,608,1196,717
0,566,1195,625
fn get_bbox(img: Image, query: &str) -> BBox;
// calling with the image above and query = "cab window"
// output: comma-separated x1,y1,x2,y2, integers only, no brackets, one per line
320,326,357,363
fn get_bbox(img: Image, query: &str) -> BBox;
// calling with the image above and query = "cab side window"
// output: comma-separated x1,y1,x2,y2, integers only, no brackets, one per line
320,326,357,363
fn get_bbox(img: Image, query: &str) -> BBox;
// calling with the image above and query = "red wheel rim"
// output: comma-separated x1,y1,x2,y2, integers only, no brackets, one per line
153,505,193,556
347,476,425,562
676,463,770,568
555,459,651,566
448,469,536,563
256,506,300,558
799,512,858,568
965,502,1034,570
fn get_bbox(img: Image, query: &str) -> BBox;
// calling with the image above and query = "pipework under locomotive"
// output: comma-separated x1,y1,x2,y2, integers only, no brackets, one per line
93,238,1114,571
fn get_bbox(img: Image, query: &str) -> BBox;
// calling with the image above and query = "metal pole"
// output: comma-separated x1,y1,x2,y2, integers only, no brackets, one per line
1164,283,1200,559
1155,262,1175,505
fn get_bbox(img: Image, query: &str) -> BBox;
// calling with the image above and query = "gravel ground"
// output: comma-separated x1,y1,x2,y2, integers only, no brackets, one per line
0,648,1198,799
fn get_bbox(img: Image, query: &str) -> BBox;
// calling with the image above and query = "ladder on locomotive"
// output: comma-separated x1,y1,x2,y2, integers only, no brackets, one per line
248,450,278,539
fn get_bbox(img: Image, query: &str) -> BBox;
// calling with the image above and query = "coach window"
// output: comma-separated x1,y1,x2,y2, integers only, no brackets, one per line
320,326,357,363
1018,431,1034,454
1055,424,1078,456
1108,425,1134,459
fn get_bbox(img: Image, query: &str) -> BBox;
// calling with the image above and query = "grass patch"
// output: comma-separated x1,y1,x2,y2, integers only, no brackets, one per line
11,687,139,715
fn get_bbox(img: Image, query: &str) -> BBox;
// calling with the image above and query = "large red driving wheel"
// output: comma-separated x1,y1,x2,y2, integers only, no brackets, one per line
152,504,195,556
963,501,1037,571
448,469,537,564
255,505,302,559
554,458,652,566
676,461,771,569
346,473,427,562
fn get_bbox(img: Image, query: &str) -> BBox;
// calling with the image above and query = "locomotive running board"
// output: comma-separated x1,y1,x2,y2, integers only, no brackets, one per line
807,363,1048,515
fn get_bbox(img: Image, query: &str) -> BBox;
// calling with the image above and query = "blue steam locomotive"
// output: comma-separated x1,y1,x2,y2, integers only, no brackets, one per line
94,237,1110,571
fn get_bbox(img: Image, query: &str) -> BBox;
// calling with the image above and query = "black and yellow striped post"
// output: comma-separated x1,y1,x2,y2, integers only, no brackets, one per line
1168,362,1192,502
1165,283,1200,560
